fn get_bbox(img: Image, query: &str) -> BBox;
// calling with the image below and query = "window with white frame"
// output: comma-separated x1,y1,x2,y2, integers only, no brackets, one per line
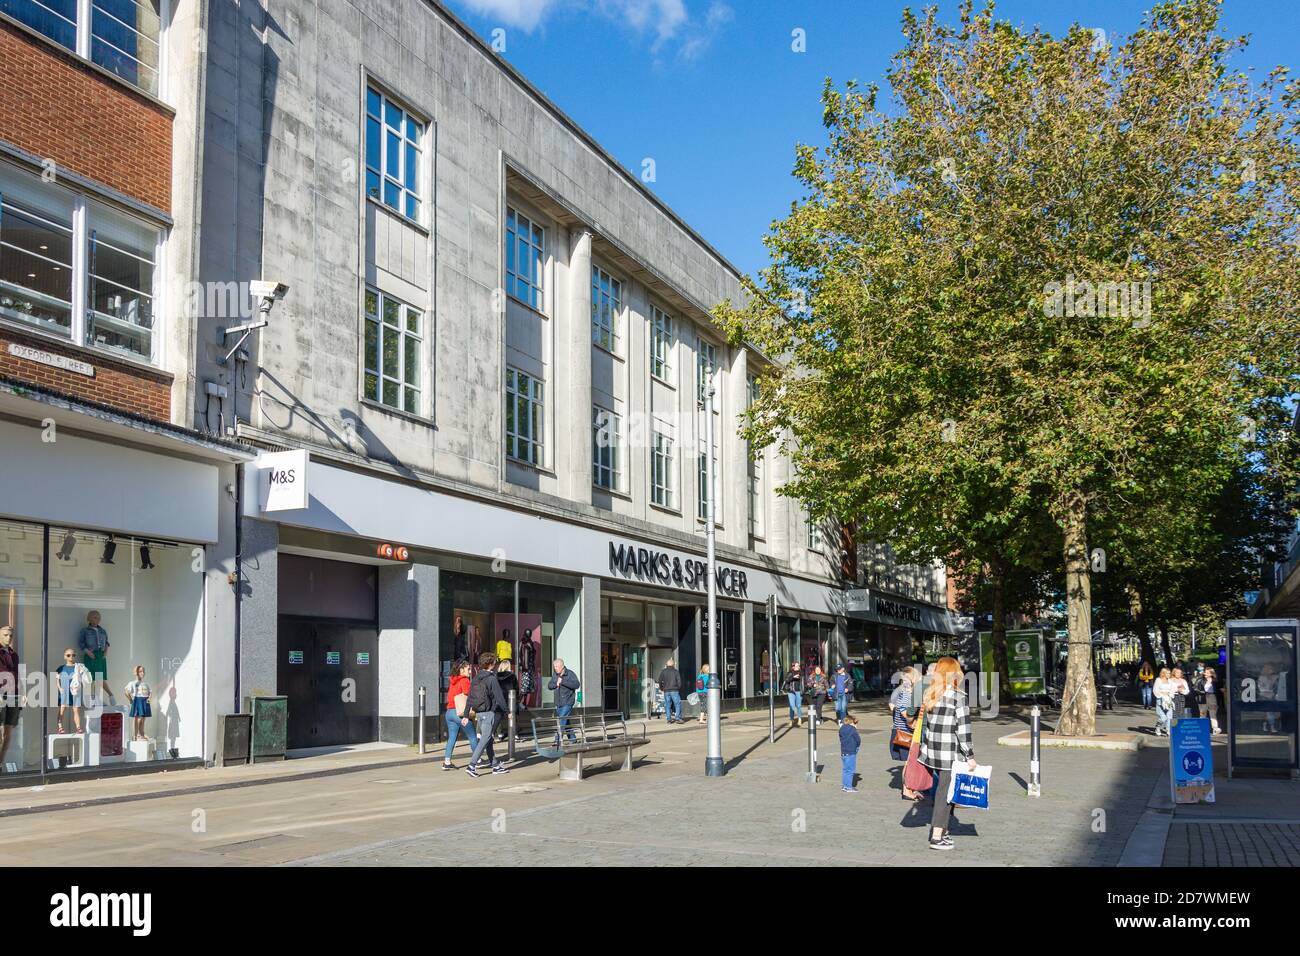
505,206,544,311
651,430,675,509
0,162,161,361
807,513,823,551
696,334,717,404
363,288,423,414
592,405,622,491
365,87,423,222
505,367,543,466
591,265,621,353
650,304,672,381
2,0,163,95
697,436,719,521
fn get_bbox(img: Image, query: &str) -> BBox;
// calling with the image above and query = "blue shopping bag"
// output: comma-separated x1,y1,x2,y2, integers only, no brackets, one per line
947,764,992,809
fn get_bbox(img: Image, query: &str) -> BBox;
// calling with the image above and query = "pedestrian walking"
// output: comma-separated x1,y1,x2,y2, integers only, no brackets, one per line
919,657,976,851
831,663,854,724
495,658,519,742
1138,660,1155,709
782,661,804,727
807,665,829,726
839,712,861,793
695,664,712,724
657,658,683,724
442,659,480,770
548,658,580,744
1171,667,1190,721
1201,667,1223,734
889,666,924,797
464,652,510,777
1153,667,1174,736
1098,659,1119,711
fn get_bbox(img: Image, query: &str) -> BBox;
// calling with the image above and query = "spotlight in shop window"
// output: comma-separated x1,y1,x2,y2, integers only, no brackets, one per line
101,535,117,565
56,532,77,561
139,542,155,570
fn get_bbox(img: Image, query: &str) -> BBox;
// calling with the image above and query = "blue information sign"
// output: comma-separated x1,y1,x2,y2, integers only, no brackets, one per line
1169,717,1215,804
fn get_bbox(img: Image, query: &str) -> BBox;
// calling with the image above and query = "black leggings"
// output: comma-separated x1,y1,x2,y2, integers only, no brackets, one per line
930,770,953,832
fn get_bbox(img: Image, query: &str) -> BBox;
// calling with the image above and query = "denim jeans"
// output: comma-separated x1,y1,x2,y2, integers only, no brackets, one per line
835,695,849,720
1141,684,1153,707
664,691,681,721
1155,700,1172,733
468,712,498,767
841,753,857,790
787,692,802,720
555,705,577,744
443,708,479,762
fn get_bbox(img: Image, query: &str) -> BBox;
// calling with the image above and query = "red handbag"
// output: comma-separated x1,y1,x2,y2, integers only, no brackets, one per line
903,714,932,792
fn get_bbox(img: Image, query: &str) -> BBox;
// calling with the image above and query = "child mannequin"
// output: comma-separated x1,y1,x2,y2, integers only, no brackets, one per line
55,648,84,734
124,665,152,742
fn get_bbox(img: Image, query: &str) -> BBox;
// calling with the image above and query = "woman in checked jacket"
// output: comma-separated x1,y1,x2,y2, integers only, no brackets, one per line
919,657,976,851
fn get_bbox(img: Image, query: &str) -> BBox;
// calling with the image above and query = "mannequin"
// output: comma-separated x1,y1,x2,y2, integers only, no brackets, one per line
78,610,115,706
55,647,85,734
0,626,21,765
452,616,468,661
124,665,152,742
518,628,536,704
496,627,513,663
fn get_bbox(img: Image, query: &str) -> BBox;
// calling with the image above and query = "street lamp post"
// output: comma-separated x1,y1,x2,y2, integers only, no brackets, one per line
705,383,724,776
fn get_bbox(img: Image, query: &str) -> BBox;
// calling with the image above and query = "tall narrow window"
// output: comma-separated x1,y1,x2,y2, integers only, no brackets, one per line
651,431,675,509
591,265,621,353
85,201,156,359
365,88,423,222
505,207,545,311
697,436,719,521
807,514,823,551
364,288,423,414
696,334,717,404
747,374,764,539
0,180,74,335
650,305,672,381
506,367,543,465
593,405,622,491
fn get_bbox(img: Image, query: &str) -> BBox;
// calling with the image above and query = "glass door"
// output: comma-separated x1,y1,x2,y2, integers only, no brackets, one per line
601,642,621,713
623,645,646,717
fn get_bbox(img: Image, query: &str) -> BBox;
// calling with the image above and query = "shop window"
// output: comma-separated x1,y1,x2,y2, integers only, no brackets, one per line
0,520,204,775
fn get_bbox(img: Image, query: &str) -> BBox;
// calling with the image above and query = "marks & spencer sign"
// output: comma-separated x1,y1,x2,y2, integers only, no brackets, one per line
608,541,749,598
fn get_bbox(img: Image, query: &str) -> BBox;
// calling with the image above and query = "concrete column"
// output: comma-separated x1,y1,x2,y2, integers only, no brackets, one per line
237,516,279,702
377,563,440,743
740,601,754,699
579,575,602,713
564,229,594,504
769,435,792,563
204,462,240,762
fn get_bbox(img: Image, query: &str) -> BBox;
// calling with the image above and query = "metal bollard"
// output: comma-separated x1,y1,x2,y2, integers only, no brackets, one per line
508,689,517,762
418,686,426,755
1028,704,1041,797
805,701,818,783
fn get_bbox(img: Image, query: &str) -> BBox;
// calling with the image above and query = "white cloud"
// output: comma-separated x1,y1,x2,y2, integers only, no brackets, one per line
453,0,732,57
456,0,562,32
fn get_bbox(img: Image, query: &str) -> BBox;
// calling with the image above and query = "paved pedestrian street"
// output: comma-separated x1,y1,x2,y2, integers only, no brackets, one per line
0,702,1228,868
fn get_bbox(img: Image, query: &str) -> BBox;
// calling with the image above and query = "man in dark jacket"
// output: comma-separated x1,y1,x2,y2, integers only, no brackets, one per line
465,654,509,777
548,659,581,743
657,658,683,723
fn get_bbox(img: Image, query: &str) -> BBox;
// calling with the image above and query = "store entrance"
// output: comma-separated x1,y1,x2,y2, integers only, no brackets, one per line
277,617,379,750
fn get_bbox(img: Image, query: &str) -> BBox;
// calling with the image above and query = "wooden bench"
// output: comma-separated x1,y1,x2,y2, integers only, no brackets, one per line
530,712,650,781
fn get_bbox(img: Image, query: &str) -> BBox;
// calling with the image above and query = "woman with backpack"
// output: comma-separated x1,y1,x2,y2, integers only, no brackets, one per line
919,656,976,851
464,653,510,777
695,663,712,724
782,661,804,727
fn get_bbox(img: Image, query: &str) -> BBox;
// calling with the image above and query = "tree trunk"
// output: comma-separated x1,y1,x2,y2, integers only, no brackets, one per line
1126,584,1157,667
1056,493,1097,736
990,557,1013,701
1160,623,1174,668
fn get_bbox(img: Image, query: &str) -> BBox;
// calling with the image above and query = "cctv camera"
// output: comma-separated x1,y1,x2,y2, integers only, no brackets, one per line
249,280,288,301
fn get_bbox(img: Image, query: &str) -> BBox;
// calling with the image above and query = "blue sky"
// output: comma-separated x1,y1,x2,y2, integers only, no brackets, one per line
445,0,1300,279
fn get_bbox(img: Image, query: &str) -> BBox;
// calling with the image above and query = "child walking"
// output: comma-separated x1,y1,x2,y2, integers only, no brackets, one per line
124,665,152,741
839,712,861,793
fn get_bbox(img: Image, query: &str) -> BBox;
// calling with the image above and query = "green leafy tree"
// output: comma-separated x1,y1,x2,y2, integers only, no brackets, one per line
719,0,1300,734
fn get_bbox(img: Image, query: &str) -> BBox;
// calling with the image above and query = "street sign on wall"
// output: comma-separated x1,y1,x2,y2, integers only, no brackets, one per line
259,449,309,512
